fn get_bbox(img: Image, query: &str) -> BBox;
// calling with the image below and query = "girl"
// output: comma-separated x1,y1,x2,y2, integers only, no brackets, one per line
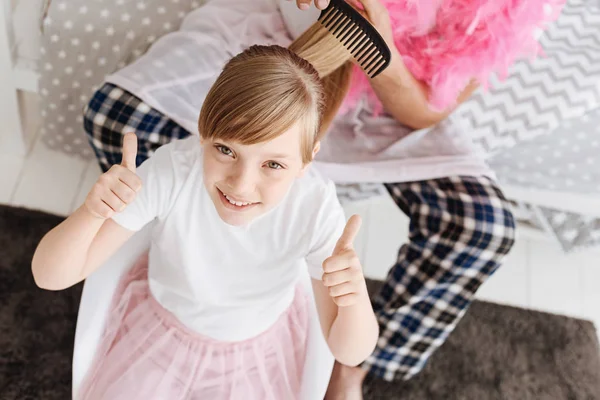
31,36,378,400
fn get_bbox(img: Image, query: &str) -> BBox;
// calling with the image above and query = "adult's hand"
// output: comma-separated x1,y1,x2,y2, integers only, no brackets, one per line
293,0,330,11
347,0,394,47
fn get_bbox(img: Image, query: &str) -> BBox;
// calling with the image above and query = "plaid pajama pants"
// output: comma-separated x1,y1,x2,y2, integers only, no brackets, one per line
83,83,516,382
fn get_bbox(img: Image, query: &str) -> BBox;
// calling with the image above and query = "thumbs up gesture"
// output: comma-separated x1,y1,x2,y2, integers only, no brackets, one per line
322,215,368,307
83,133,142,219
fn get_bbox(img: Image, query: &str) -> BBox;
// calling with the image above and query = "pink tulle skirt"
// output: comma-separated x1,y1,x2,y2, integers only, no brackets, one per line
78,255,309,400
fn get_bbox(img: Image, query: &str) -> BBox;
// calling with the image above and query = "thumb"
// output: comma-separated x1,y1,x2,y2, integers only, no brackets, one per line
333,214,362,255
121,133,138,172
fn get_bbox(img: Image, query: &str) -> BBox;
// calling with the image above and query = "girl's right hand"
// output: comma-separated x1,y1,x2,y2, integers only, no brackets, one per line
83,133,142,219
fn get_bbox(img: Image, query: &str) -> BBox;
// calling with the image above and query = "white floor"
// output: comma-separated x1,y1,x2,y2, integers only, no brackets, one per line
2,127,600,344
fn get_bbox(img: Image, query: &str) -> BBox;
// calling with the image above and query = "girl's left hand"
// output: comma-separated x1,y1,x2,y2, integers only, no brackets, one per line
322,215,368,307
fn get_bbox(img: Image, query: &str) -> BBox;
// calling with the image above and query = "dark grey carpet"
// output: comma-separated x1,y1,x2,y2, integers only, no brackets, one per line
363,282,600,400
1,205,599,400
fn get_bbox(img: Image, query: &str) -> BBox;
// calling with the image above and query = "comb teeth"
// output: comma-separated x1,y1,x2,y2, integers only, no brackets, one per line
318,0,391,79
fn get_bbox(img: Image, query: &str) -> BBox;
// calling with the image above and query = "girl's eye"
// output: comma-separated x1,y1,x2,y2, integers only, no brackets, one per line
267,161,283,170
216,145,233,156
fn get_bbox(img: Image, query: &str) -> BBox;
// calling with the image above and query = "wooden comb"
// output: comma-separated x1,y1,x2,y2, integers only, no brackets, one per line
318,0,392,79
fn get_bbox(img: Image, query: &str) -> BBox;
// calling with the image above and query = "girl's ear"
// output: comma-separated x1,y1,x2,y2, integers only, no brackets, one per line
312,141,321,158
299,141,321,177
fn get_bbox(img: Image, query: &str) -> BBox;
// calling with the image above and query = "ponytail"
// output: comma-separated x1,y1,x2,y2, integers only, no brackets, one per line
288,23,354,138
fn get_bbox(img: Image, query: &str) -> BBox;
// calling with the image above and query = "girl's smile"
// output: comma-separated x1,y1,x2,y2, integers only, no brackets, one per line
216,187,260,211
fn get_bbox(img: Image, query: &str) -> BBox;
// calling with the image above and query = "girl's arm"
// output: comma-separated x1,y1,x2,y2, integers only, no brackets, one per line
32,212,135,290
32,134,141,290
311,215,379,366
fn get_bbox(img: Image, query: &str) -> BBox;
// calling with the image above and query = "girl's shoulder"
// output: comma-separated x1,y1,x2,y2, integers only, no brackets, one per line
150,135,203,180
289,166,341,212
138,136,204,213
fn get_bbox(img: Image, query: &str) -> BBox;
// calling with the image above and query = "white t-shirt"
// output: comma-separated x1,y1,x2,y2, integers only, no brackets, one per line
106,0,494,185
111,136,346,341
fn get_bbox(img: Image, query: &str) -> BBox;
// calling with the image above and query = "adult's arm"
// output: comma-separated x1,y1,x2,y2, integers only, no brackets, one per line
350,0,479,129
370,54,479,129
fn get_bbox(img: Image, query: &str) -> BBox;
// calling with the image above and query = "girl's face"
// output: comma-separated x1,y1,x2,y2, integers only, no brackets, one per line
202,124,318,226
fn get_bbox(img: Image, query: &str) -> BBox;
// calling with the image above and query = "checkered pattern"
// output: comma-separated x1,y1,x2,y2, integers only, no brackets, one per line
362,177,516,382
83,84,517,383
83,83,191,172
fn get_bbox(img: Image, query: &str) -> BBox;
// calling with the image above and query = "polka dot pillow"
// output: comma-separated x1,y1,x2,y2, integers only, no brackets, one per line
38,0,205,157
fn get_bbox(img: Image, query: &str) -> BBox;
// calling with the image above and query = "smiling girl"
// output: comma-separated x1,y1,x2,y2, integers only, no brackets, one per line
31,43,378,400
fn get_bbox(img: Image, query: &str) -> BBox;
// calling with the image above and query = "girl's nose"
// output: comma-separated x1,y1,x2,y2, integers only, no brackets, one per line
226,166,256,195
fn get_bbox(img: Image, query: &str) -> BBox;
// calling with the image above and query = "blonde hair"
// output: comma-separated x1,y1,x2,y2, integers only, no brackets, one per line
198,23,354,164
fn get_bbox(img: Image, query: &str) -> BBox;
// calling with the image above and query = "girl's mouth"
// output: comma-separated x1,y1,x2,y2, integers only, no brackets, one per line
217,188,259,211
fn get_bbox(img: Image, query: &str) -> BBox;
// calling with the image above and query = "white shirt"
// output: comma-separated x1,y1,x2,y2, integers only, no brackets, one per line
106,0,494,185
111,136,346,341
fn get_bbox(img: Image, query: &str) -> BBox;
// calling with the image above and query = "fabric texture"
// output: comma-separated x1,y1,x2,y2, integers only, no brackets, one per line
37,0,204,157
489,107,600,253
84,84,190,170
361,177,516,381
490,108,600,194
78,254,309,400
456,0,600,155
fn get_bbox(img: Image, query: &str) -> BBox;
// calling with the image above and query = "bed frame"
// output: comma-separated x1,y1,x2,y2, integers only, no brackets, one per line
0,0,42,156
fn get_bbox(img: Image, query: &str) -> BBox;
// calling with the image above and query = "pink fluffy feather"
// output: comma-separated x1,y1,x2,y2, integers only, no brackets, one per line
343,0,566,114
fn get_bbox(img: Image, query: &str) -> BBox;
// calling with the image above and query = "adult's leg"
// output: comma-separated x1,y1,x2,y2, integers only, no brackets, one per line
370,175,516,379
326,175,515,398
83,83,191,172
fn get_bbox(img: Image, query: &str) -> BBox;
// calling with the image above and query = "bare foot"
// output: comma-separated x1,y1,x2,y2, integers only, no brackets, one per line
324,361,368,400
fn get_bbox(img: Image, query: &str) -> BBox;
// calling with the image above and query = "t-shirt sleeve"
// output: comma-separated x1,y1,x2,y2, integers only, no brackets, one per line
305,182,347,280
110,145,178,232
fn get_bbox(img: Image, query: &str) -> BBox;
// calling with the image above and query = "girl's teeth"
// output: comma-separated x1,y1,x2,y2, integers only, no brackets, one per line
225,194,251,207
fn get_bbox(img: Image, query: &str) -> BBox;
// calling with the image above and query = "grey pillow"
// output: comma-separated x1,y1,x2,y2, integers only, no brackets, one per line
455,0,600,156
38,0,206,157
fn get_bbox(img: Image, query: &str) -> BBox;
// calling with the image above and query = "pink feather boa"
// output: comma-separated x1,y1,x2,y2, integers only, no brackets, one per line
343,0,566,114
